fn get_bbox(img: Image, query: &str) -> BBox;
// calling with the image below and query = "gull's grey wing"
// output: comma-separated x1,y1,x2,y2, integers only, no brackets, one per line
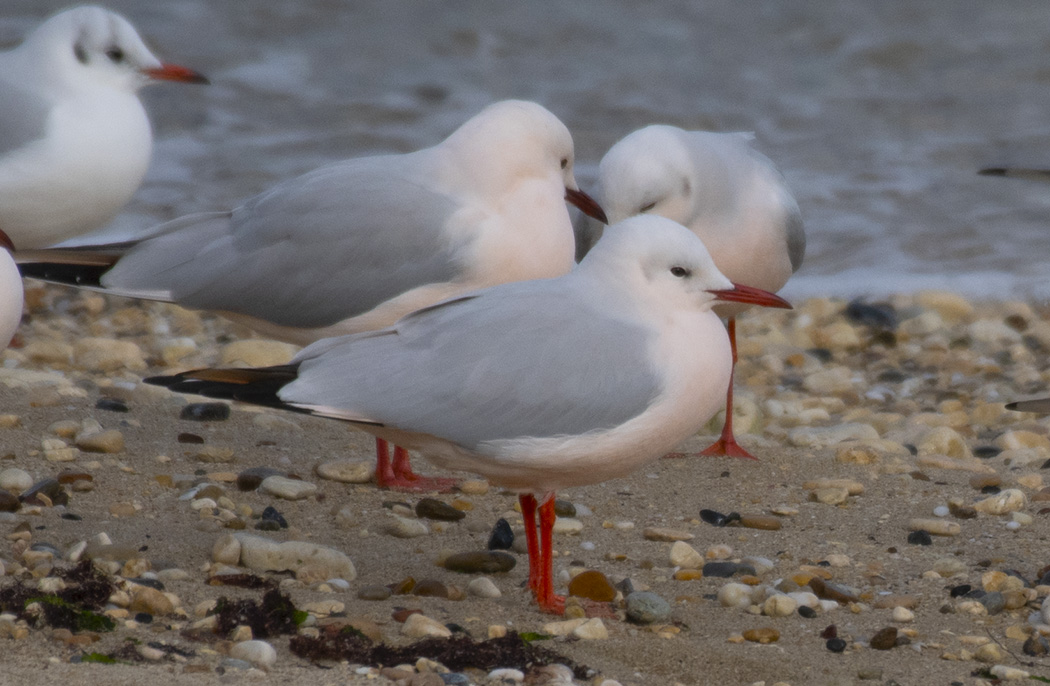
102,154,464,328
283,280,663,449
0,78,52,157
784,197,805,273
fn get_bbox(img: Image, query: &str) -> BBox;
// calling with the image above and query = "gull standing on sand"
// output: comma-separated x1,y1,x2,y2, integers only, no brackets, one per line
0,5,208,249
576,126,804,459
144,216,792,613
18,99,608,491
0,231,22,348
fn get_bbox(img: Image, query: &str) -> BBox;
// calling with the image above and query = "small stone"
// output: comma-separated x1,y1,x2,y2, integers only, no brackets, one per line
415,498,465,521
567,570,616,602
891,606,914,623
193,446,235,463
443,551,515,574
811,487,849,505
738,514,782,531
764,594,798,617
1023,634,1050,657
458,480,489,495
229,640,277,671
742,627,779,644
212,534,242,565
643,527,694,541
669,541,704,569
990,665,1031,681
466,577,501,599
625,591,671,624
20,478,68,506
948,500,977,519
259,476,316,500
0,468,32,493
907,530,933,545
703,561,755,578
220,340,298,367
869,627,897,650
909,518,959,536
129,586,175,616
717,583,752,609
980,591,1006,615
357,585,392,601
180,403,231,421
808,578,859,603
973,489,1026,515
975,643,1003,663
916,426,972,460
95,397,129,413
75,429,124,454
236,534,356,581
699,509,732,527
412,579,449,598
826,637,847,653
970,474,1002,490
487,518,514,550
236,467,284,491
315,460,373,484
384,514,429,538
74,338,146,372
571,617,608,640
401,613,451,639
552,517,583,535
0,490,19,513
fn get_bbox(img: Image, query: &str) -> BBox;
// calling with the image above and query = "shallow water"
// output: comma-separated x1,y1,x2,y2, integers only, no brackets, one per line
8,1,1050,300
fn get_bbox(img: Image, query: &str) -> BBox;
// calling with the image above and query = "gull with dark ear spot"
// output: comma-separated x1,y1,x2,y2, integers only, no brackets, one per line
0,5,208,249
577,125,804,459
18,99,607,493
145,215,789,614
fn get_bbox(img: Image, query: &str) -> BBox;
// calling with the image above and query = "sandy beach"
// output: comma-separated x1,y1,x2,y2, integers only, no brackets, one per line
1,283,1049,686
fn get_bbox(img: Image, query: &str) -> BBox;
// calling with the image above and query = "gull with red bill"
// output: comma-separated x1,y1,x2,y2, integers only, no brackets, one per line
0,5,208,250
144,215,790,614
18,99,608,492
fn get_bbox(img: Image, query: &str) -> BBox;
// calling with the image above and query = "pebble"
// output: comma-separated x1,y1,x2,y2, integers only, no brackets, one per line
235,534,356,581
412,579,450,598
700,509,735,527
891,606,914,623
0,468,32,493
973,489,1027,515
236,466,285,491
357,585,392,601
488,668,525,683
811,487,849,505
763,594,798,617
567,570,616,602
718,583,753,609
908,518,959,536
869,627,897,650
401,613,451,639
789,423,878,447
466,577,501,599
75,429,124,454
211,534,242,565
703,561,755,578
20,478,68,507
669,541,704,569
742,627,779,644
826,637,847,653
739,514,782,531
443,551,515,574
552,517,583,535
415,498,465,521
259,475,317,500
193,446,235,463
1023,634,1050,657
990,665,1031,681
643,527,694,541
229,640,277,671
95,397,129,413
384,514,429,538
571,618,608,640
907,530,933,545
487,518,514,550
980,591,1006,615
315,460,373,484
0,490,19,513
220,340,298,367
626,591,671,624
129,586,175,616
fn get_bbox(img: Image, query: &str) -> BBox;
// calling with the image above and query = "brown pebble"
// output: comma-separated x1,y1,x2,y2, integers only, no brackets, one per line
390,577,416,595
412,579,450,598
567,570,616,602
673,569,703,581
391,608,422,623
869,626,898,650
56,470,93,485
742,627,779,643
872,595,920,610
969,474,1001,490
738,514,782,531
0,489,19,512
948,501,977,519
808,577,859,604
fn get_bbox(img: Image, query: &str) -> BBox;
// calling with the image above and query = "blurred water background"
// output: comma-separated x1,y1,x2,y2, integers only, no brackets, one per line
7,1,1050,301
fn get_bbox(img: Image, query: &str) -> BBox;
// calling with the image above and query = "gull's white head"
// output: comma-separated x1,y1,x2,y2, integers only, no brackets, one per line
444,100,607,222
596,125,709,226
580,215,791,313
16,6,207,93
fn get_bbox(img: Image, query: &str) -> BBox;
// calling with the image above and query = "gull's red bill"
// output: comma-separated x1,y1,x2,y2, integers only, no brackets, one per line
0,230,14,252
143,63,210,85
708,282,792,309
565,187,609,224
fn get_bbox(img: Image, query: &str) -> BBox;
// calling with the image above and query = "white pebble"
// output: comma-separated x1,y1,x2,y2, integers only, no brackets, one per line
229,640,277,671
489,668,525,682
933,505,949,517
580,541,595,551
1006,521,1021,531
718,583,752,609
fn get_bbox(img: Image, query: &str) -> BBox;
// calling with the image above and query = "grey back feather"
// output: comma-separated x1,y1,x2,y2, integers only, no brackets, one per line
284,279,662,449
0,78,51,157
103,155,464,328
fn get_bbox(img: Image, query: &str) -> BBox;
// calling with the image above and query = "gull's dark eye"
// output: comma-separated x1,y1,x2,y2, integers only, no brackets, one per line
560,157,568,170
639,201,656,213
670,266,690,278
73,43,88,64
105,46,125,63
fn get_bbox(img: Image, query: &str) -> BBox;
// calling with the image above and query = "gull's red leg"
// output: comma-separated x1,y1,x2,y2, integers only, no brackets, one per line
372,440,457,492
374,438,397,488
698,317,757,459
535,494,565,614
519,494,541,593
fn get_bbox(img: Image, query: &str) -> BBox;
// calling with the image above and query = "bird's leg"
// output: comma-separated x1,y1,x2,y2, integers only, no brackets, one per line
519,494,541,593
373,439,457,493
699,317,757,459
535,493,565,614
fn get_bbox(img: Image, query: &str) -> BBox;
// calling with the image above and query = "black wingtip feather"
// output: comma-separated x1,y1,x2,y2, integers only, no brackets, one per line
144,365,309,413
978,167,1007,176
19,262,110,288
